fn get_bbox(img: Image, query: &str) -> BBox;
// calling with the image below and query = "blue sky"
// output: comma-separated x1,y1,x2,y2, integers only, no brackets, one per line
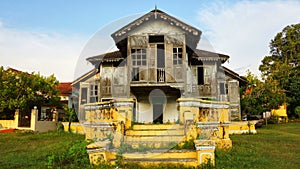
1,0,300,81
0,1,215,34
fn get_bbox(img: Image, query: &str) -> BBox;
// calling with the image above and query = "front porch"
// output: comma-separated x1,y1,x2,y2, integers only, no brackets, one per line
84,97,232,167
130,85,181,124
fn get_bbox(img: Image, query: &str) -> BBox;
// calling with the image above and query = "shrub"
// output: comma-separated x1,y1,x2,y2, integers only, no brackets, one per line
295,106,300,118
47,140,90,168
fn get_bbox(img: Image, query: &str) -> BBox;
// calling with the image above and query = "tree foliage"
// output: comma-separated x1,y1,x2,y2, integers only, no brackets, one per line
63,105,77,132
0,67,60,118
259,23,300,117
241,71,285,116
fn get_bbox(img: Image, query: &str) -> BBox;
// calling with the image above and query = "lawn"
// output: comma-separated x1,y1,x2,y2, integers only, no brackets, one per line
0,131,89,169
0,123,299,169
216,122,300,169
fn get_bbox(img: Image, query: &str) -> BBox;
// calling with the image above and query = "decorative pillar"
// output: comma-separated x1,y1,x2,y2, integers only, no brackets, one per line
194,140,216,166
14,109,19,128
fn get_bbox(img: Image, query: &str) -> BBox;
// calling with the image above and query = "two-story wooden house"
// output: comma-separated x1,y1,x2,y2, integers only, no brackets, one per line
72,8,246,166
73,9,246,123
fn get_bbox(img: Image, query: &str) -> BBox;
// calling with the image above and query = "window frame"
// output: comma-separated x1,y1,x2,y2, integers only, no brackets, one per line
173,47,183,65
131,48,147,67
219,82,228,95
90,83,98,103
131,48,147,81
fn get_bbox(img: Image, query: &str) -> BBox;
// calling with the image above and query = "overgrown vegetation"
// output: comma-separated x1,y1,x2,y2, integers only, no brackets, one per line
0,131,90,168
171,138,195,150
242,23,300,118
1,123,300,168
0,67,60,119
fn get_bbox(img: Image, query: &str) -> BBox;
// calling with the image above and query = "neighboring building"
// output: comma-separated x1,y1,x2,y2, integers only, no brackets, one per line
0,67,59,132
58,82,72,107
56,82,73,121
73,8,246,166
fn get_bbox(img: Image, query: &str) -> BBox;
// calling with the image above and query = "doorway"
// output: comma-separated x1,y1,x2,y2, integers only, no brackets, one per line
157,44,165,82
153,103,163,124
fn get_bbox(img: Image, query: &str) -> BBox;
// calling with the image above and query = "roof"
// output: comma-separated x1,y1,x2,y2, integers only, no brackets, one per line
193,49,229,63
72,68,97,87
221,66,248,85
86,51,123,66
58,82,72,96
86,49,230,66
111,8,201,50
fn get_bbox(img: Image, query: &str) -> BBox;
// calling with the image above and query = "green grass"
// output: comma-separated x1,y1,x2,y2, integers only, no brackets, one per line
216,122,300,169
0,123,299,169
0,131,89,169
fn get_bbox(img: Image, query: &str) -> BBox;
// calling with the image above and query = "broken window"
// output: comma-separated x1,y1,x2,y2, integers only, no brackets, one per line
219,82,228,95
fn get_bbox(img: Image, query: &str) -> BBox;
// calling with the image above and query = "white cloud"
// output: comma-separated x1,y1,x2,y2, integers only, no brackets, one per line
0,13,142,82
0,23,87,82
197,1,300,76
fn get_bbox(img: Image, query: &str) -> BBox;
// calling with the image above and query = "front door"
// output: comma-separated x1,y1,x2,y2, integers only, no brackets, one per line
153,103,163,124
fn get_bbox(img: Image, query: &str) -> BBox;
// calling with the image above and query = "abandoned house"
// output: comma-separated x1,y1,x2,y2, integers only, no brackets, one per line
72,8,247,166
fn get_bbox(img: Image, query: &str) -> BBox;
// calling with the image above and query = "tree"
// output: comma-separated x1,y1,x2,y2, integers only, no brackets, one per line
63,105,77,132
0,67,60,119
241,71,285,116
259,23,300,117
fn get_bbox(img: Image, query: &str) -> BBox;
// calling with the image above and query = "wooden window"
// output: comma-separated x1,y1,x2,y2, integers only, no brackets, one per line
173,47,182,65
80,88,87,104
219,82,228,95
102,78,111,95
131,48,146,81
131,48,146,66
90,84,98,103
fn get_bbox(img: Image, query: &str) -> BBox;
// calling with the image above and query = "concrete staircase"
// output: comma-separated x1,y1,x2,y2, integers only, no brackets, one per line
119,124,198,166
124,124,186,145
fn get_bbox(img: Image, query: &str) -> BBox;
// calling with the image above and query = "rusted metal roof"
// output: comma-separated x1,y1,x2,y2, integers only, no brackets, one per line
192,49,229,63
86,51,123,66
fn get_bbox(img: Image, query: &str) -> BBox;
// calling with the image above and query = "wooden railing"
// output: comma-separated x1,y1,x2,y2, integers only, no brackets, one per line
157,68,165,82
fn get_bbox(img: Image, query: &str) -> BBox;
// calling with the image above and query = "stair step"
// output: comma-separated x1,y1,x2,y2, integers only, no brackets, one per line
124,135,185,142
123,158,197,163
132,124,184,130
123,151,197,159
126,129,184,136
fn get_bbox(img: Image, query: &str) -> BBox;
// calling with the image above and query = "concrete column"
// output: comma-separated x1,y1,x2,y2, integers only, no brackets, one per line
194,140,216,166
14,109,19,128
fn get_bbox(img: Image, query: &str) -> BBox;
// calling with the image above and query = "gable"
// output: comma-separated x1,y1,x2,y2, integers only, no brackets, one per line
111,9,201,50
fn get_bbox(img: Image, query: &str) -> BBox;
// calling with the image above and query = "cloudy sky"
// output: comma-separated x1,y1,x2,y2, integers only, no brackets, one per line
0,0,300,82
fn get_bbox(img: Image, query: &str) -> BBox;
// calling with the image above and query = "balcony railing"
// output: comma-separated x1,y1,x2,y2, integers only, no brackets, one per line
157,68,165,82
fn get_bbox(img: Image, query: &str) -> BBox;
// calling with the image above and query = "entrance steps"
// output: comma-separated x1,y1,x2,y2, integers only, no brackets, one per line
115,124,199,166
122,150,198,166
124,124,186,146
